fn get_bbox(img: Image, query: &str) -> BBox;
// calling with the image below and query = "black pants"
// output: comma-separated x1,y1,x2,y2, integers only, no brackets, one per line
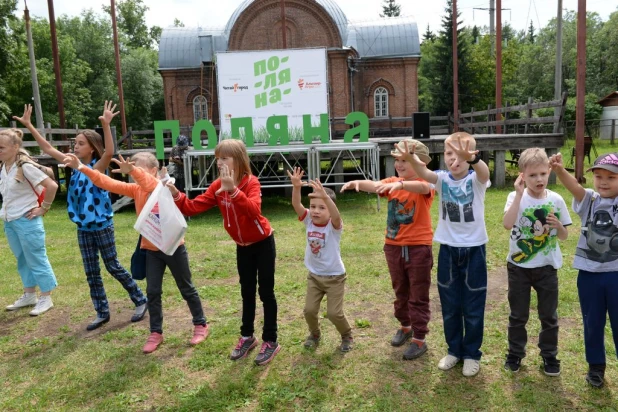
507,262,559,358
146,245,206,334
237,234,278,342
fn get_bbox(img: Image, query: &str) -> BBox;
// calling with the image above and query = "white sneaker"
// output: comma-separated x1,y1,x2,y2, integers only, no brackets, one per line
29,296,54,316
6,293,37,310
463,359,481,377
438,354,460,370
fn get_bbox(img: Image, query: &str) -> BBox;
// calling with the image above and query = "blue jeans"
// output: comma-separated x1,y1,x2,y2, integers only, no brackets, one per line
577,270,618,365
4,216,57,293
437,244,487,360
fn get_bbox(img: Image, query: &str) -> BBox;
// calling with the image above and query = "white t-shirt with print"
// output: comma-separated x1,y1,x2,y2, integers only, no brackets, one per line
302,210,345,276
505,189,572,269
434,170,490,247
0,163,48,222
572,189,618,273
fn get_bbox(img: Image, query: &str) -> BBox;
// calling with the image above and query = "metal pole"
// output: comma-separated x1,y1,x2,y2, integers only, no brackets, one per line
452,0,459,132
554,0,563,120
47,0,65,130
489,0,495,56
496,0,502,134
24,3,44,131
280,0,287,48
110,0,127,135
575,0,586,182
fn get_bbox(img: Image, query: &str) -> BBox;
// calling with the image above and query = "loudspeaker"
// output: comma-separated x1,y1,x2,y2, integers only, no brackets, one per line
413,112,430,139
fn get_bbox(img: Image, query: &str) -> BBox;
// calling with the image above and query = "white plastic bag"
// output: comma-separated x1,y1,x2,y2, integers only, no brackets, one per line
134,181,187,255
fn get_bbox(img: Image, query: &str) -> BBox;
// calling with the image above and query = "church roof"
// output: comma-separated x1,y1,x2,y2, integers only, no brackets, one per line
158,3,420,70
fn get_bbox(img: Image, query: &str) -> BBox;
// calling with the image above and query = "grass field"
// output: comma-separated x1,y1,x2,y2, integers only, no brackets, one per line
0,140,617,411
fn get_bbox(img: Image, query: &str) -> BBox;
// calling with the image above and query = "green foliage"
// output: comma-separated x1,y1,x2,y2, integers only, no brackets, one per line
380,0,401,18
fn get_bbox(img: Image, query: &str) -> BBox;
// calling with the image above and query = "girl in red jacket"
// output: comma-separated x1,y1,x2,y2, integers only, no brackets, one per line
167,139,280,366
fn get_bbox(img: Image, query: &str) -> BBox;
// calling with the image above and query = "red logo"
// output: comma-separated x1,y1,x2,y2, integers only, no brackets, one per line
298,78,304,90
233,83,239,92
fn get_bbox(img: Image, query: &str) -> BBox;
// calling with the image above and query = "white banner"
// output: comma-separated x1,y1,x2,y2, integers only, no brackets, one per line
216,48,329,142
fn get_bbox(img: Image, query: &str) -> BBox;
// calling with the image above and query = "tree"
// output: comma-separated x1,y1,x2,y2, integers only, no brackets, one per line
422,24,436,43
471,25,479,44
0,0,18,122
380,0,401,18
527,20,535,43
173,18,185,27
103,0,153,49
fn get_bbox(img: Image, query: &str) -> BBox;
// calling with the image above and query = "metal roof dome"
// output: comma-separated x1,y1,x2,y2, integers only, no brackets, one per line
347,16,420,58
224,0,349,44
158,27,228,70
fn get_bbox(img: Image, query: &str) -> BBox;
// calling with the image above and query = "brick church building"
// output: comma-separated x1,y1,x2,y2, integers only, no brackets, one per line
158,0,420,131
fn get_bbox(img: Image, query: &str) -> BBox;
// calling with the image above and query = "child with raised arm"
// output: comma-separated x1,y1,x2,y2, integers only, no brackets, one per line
502,148,571,376
14,103,147,331
288,168,353,352
340,139,434,360
63,152,209,353
167,139,280,366
550,151,618,388
403,132,490,377
0,129,58,316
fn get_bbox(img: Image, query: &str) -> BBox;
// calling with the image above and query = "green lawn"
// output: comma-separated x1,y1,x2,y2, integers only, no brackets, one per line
0,139,617,411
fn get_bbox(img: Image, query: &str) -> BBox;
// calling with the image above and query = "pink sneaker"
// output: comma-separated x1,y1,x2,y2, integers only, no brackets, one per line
190,324,210,346
142,332,163,354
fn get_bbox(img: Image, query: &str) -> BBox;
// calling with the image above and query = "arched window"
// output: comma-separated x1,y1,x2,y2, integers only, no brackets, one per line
193,95,208,122
374,87,389,118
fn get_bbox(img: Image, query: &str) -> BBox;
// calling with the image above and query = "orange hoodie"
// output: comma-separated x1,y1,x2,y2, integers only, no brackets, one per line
79,166,184,251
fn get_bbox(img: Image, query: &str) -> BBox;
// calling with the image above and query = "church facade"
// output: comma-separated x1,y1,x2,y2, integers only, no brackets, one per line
158,0,421,131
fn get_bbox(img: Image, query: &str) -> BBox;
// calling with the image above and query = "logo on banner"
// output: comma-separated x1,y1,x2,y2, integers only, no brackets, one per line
298,79,305,90
223,83,248,92
253,55,292,109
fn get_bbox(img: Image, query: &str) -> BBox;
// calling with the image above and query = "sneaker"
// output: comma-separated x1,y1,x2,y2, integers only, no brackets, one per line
403,341,427,360
586,364,606,388
29,296,54,316
340,336,353,353
6,293,37,311
230,336,258,361
143,332,163,354
303,333,321,349
190,324,209,346
504,354,522,372
542,356,561,377
254,341,281,366
391,328,413,347
463,359,481,377
438,354,460,370
86,315,110,331
131,303,148,322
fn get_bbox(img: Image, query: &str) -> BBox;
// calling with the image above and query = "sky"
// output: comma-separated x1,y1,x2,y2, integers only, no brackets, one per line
16,0,617,36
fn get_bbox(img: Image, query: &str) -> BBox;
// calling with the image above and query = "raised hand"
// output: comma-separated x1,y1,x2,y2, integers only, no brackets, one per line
215,163,235,194
99,100,120,125
307,179,327,199
394,141,424,166
286,167,305,188
549,153,564,171
12,104,34,126
110,154,135,174
514,173,525,196
340,180,360,193
446,134,478,163
63,153,83,170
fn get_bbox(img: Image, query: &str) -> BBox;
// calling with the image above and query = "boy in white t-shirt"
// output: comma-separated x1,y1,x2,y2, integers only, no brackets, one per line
288,167,353,353
404,132,490,377
502,148,571,376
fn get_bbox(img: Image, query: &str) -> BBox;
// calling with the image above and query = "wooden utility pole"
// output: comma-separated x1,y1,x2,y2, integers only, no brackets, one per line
495,0,502,134
47,0,65,130
110,0,127,135
554,0,563,121
452,0,459,132
24,2,44,130
280,0,287,48
575,0,586,182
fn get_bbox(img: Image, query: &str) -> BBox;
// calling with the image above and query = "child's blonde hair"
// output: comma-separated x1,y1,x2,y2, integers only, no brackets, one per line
518,148,549,171
445,132,477,151
215,139,252,181
0,128,24,146
130,152,159,169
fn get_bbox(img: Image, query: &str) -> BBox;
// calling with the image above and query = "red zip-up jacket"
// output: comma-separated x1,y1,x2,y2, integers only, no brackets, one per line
174,174,273,246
